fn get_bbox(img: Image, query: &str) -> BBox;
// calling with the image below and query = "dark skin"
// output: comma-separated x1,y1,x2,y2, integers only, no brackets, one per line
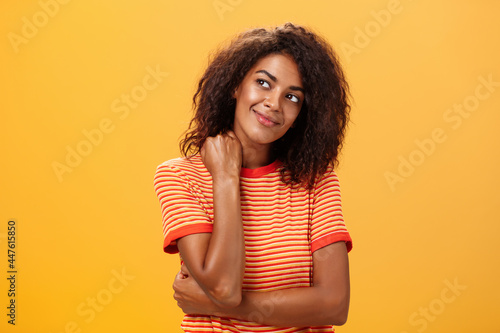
176,131,245,308
173,54,350,326
174,242,350,326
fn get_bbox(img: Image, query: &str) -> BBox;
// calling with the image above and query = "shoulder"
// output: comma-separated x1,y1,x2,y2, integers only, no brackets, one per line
156,154,205,174
312,165,341,194
315,164,339,182
154,154,210,185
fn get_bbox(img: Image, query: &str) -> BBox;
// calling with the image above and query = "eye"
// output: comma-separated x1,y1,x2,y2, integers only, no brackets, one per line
287,94,300,103
256,79,270,88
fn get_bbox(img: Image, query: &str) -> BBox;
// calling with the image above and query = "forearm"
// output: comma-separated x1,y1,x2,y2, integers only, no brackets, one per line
213,285,349,327
176,132,246,307
175,238,350,325
201,175,245,303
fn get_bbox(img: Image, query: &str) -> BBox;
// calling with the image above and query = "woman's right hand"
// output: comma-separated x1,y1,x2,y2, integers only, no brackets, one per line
201,131,242,180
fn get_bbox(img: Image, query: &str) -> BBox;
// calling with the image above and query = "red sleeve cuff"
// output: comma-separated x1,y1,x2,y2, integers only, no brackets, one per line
163,224,214,254
311,232,353,253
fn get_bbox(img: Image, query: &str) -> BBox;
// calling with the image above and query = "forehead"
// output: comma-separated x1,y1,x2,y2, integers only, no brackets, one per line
247,53,303,86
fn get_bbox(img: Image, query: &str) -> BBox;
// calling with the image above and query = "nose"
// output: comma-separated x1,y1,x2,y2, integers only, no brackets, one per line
264,90,281,111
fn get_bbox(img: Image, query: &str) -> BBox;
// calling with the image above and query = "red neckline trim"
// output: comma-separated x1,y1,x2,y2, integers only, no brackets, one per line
240,160,282,178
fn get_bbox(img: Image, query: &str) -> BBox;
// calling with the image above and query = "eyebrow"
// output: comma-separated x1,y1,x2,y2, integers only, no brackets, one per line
256,69,305,93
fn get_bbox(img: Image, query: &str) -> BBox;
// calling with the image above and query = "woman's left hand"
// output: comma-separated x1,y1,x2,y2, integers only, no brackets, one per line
173,264,218,315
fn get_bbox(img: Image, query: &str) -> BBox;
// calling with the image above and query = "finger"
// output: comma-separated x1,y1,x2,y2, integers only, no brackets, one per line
173,271,183,290
226,131,241,146
180,263,190,276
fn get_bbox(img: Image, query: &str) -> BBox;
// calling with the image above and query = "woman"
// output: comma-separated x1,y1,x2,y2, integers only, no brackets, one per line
154,22,353,332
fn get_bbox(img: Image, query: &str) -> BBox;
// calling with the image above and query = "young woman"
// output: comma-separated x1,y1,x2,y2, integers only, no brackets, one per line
154,23,353,332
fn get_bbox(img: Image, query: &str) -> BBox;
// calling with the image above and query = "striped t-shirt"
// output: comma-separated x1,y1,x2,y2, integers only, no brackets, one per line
154,154,352,332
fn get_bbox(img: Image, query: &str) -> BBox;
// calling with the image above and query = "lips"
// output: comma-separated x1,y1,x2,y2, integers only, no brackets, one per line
253,109,280,127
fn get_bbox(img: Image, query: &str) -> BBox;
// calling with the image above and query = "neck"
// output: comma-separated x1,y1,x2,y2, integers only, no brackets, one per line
241,144,273,169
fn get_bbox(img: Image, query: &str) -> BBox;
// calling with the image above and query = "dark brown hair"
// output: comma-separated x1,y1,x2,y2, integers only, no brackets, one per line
180,22,351,189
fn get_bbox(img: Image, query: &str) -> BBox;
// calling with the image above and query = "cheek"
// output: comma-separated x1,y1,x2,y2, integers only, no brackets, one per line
240,86,262,105
285,107,302,125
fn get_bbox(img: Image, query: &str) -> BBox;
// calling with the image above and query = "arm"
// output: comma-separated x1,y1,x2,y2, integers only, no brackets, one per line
176,131,245,308
174,241,350,326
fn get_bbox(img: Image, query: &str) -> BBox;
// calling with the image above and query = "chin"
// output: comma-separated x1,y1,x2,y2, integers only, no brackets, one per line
251,132,278,145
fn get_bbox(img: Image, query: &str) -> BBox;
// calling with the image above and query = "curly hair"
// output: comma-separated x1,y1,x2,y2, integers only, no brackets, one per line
180,22,351,189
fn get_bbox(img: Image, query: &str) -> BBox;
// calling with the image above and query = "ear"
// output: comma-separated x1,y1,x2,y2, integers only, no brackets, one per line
232,86,239,99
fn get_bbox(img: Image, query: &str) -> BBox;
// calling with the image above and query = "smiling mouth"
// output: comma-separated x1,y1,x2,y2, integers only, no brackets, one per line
253,109,279,127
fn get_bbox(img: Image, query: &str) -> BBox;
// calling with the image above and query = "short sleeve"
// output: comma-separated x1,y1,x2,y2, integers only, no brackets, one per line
310,170,352,253
154,163,213,254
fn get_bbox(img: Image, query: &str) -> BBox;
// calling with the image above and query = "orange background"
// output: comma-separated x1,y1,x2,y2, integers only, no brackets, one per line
1,0,499,332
